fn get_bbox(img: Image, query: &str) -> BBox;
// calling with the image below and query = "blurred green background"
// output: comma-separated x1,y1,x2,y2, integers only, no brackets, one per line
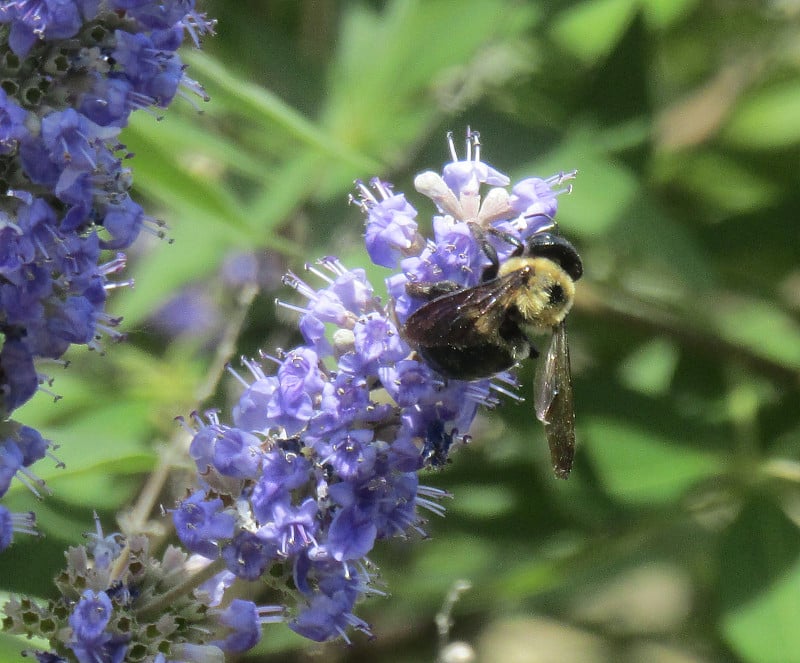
4,0,800,661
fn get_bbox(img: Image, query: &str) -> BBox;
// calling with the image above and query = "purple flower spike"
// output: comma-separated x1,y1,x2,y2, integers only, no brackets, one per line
165,129,576,648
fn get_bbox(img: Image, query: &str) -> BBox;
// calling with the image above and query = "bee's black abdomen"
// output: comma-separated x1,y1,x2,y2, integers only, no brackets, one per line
417,343,520,381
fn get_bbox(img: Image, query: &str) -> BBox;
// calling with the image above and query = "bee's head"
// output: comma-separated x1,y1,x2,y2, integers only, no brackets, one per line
499,255,576,332
525,233,583,282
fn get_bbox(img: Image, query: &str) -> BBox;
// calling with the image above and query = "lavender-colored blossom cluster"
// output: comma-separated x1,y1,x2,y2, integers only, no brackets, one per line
0,2,228,661
166,131,575,647
0,0,212,549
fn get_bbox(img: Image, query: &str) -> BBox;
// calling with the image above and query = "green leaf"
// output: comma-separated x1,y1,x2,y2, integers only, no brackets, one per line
713,297,800,370
124,114,257,237
6,398,154,486
0,631,47,662
323,0,539,159
617,337,680,396
449,483,517,518
496,551,581,598
550,0,638,63
583,418,722,504
183,50,379,174
640,0,698,29
723,82,800,149
526,128,641,238
720,497,800,663
656,150,780,214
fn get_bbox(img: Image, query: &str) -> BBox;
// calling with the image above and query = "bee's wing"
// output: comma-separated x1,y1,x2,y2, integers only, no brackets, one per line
403,270,527,348
534,321,576,479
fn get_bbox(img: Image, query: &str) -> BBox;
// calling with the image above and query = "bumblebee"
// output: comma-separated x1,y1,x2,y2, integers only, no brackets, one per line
402,229,582,478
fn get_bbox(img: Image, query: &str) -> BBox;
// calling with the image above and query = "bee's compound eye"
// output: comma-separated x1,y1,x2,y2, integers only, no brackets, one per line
548,283,566,305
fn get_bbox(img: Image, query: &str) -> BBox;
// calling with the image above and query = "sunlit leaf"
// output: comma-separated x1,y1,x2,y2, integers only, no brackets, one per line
583,418,722,504
617,337,680,396
550,0,637,63
528,128,640,238
640,0,698,29
713,297,800,370
720,497,800,663
723,82,800,149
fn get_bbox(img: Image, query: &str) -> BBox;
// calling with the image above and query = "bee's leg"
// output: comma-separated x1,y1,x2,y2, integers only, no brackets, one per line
468,222,526,281
467,222,501,280
405,279,463,301
486,227,525,256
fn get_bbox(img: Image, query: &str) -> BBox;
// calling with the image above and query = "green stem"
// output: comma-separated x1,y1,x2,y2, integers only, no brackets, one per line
135,557,227,620
122,283,259,538
576,282,799,385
